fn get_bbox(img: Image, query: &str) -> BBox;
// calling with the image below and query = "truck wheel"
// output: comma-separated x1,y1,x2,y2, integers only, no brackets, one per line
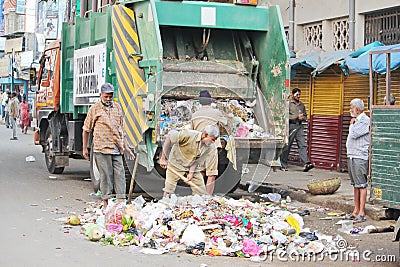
44,127,64,174
215,161,242,194
89,146,100,193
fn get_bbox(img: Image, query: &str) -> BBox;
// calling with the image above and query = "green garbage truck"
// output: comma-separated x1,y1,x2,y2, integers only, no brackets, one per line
35,0,290,194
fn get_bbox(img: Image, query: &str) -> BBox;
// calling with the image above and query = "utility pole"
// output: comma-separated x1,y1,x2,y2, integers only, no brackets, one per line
11,48,14,92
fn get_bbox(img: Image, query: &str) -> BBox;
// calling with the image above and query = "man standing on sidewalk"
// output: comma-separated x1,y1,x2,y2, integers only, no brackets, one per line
346,98,370,223
82,82,134,208
9,92,20,140
280,88,314,172
2,89,8,120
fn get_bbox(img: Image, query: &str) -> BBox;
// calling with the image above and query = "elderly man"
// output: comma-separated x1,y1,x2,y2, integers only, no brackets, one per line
346,98,370,223
191,90,227,194
82,83,134,208
160,125,219,196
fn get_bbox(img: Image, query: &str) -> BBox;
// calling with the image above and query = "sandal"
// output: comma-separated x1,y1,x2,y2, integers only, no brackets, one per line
344,214,356,220
353,215,366,223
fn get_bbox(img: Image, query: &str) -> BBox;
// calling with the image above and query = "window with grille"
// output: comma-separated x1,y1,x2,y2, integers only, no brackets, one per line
284,27,289,44
5,13,15,35
365,6,400,45
16,15,25,32
332,18,349,50
304,22,322,49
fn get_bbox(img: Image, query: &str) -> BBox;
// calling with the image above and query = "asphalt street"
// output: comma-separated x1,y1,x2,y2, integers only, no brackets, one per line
0,124,398,267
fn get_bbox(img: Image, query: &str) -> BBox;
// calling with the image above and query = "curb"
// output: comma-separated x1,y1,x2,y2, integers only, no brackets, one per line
250,183,386,221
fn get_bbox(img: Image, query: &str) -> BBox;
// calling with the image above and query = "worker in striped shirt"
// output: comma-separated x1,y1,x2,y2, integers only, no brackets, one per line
82,83,134,208
346,98,370,223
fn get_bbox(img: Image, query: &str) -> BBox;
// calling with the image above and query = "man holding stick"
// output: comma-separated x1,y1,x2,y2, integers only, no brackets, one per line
160,125,219,196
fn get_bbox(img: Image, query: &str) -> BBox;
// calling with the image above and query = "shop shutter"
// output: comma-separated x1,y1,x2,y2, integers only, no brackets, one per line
311,69,342,116
309,115,341,169
309,66,342,169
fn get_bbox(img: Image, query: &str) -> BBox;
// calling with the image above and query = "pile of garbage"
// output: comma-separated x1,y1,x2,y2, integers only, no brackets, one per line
64,195,346,261
159,99,269,139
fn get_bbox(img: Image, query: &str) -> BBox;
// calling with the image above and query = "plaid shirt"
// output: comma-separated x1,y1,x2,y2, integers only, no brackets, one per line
83,100,125,155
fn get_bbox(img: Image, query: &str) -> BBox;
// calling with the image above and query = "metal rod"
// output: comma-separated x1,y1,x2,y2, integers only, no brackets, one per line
369,53,373,110
80,0,86,18
289,0,295,51
386,53,391,105
11,48,14,93
349,0,355,51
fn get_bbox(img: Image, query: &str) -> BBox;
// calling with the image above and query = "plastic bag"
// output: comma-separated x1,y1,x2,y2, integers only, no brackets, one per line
105,202,124,226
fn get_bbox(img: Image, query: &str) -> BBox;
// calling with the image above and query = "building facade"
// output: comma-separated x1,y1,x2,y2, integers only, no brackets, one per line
269,0,400,52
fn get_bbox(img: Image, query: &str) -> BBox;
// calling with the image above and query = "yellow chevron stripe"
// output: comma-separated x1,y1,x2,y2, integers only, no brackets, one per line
114,43,144,97
119,95,142,140
114,53,143,120
112,18,145,88
114,6,140,49
112,5,148,147
125,128,137,147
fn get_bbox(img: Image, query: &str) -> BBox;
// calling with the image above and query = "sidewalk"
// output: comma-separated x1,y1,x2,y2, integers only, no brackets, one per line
240,163,386,221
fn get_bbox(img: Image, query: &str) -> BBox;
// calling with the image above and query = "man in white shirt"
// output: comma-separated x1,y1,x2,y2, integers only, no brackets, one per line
2,89,9,121
346,98,370,223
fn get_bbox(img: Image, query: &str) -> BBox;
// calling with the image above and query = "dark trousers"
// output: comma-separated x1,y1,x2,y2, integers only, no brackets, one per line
280,123,310,168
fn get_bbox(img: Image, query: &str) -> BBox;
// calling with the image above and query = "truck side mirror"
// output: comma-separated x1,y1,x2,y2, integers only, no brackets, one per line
41,80,50,87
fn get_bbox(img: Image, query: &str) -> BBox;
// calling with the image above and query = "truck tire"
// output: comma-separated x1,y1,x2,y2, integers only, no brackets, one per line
44,127,65,174
215,161,242,194
89,146,101,193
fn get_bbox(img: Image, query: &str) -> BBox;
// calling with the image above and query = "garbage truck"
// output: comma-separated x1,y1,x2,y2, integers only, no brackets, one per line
35,0,290,194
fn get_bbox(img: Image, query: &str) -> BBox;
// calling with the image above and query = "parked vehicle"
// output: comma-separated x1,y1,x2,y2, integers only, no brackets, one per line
34,0,289,194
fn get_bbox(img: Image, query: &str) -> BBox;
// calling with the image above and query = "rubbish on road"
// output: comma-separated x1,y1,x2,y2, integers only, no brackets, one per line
298,210,310,216
59,195,347,261
350,227,364,234
86,225,103,241
307,177,341,195
25,156,36,162
66,214,81,226
367,225,394,234
30,203,38,206
89,190,102,197
319,217,334,220
49,176,57,180
181,224,206,246
260,193,281,202
338,220,353,233
327,212,345,217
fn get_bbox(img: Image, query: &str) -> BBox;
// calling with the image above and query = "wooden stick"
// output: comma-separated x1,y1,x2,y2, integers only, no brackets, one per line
368,226,394,234
167,166,206,194
127,154,140,203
